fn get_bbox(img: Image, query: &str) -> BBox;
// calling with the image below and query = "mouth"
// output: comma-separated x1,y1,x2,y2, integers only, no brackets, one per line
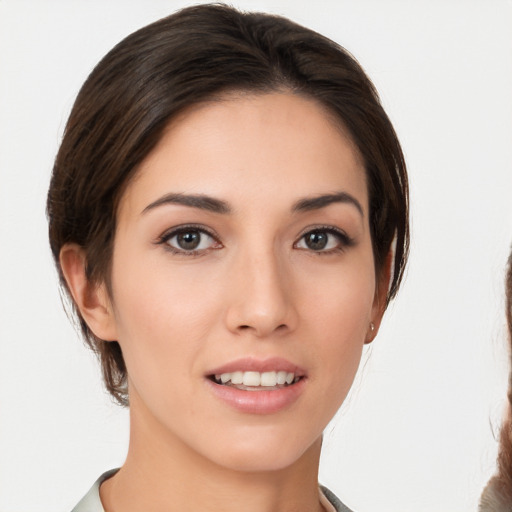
206,359,307,413
209,370,303,391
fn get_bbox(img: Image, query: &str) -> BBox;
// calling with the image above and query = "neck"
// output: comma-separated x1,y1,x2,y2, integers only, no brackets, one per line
100,395,325,512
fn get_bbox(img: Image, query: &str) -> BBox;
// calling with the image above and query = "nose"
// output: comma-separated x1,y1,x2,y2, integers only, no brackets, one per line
224,249,298,338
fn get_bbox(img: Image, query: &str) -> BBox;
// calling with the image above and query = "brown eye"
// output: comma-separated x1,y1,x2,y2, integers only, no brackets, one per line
176,231,202,250
162,227,219,253
304,231,328,250
295,228,352,253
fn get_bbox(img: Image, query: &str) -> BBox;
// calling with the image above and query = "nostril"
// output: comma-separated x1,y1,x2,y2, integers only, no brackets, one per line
236,323,289,334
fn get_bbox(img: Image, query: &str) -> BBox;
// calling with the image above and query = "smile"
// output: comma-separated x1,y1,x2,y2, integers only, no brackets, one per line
213,371,300,389
206,359,307,414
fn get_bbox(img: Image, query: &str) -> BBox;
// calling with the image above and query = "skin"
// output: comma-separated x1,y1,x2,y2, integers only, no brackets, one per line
61,92,389,512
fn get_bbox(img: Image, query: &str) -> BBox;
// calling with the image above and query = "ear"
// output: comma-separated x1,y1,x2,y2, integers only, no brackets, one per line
365,250,393,344
59,244,118,341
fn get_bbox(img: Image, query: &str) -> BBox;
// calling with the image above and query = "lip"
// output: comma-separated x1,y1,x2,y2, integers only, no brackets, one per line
205,357,307,415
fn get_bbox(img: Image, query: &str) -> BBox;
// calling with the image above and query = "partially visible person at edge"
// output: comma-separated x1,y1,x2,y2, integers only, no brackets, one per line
480,248,512,511
47,4,409,512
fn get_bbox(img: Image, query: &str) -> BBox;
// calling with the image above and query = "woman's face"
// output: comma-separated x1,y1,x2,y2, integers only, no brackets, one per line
103,93,386,472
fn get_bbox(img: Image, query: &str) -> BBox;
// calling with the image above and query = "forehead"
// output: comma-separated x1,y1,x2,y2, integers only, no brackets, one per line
120,92,368,216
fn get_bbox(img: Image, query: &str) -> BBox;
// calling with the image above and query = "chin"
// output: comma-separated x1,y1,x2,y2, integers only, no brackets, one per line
200,429,322,474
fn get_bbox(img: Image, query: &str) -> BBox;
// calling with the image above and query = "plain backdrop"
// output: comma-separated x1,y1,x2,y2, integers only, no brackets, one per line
1,1,511,511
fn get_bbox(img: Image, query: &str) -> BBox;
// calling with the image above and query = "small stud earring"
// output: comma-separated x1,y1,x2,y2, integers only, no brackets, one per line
366,322,376,343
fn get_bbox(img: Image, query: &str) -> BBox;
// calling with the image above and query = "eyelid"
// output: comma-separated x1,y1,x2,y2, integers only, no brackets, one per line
157,223,217,240
294,225,354,251
155,223,222,253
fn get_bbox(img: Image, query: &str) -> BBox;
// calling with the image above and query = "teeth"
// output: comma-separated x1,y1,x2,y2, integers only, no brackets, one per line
243,371,261,386
214,370,298,387
276,371,287,385
260,371,277,387
231,371,243,385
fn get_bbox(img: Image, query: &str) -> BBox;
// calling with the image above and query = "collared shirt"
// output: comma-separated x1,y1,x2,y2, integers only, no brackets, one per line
71,469,354,512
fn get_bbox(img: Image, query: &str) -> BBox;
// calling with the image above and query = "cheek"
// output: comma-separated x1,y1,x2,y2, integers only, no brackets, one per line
298,258,375,396
108,250,223,389
111,235,221,327
299,257,376,337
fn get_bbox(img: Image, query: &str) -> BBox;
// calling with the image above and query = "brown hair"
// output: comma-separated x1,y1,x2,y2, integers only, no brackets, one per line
480,248,512,511
47,3,409,405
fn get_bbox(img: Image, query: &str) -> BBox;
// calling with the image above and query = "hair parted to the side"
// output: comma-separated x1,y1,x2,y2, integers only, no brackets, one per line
480,248,512,511
47,3,409,405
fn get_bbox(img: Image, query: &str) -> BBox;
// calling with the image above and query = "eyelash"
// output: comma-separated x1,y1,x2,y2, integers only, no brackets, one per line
156,224,222,256
294,226,354,254
155,224,354,256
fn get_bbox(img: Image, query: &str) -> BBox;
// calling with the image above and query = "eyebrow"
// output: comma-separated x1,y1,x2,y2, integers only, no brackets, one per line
292,192,364,216
141,191,363,217
142,193,231,215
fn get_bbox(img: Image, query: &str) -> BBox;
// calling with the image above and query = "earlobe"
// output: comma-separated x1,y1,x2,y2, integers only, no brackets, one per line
59,244,117,341
366,250,393,344
364,322,376,344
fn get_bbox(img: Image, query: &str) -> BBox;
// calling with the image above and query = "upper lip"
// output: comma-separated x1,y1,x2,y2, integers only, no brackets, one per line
207,357,306,377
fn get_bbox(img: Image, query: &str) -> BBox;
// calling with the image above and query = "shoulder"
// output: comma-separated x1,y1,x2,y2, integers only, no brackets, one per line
320,485,356,512
70,472,352,512
70,469,119,512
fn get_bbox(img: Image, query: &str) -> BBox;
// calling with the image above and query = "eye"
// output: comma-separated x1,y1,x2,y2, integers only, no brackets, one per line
158,226,221,254
295,227,353,253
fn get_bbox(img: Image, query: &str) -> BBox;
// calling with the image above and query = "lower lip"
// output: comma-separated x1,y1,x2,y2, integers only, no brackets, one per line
206,378,306,414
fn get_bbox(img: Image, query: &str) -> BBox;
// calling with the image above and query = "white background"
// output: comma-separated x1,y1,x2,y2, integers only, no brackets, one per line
1,1,511,511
